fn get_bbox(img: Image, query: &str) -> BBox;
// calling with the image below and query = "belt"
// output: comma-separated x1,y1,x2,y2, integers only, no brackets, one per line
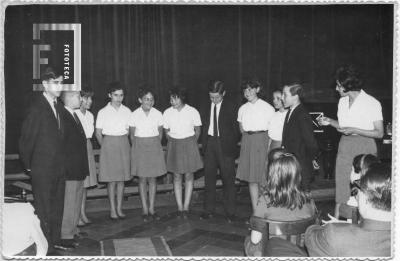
245,131,266,135
208,135,220,138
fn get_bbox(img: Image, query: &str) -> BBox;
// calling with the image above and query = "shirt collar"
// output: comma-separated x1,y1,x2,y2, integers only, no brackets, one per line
359,218,391,231
64,106,75,116
43,92,57,105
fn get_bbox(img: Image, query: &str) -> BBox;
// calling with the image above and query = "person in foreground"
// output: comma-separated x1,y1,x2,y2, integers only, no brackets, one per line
265,162,391,257
244,150,316,256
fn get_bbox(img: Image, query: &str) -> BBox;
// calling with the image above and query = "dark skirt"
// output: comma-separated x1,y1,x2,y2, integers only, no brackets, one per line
84,139,97,188
131,136,167,178
166,136,203,174
99,135,130,182
335,135,377,203
237,132,269,183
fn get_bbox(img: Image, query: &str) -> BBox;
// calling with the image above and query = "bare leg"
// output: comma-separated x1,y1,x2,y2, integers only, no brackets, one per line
139,177,149,215
107,182,117,218
183,173,194,211
173,173,183,211
116,181,126,217
148,177,157,214
334,203,341,219
80,188,91,223
249,183,259,213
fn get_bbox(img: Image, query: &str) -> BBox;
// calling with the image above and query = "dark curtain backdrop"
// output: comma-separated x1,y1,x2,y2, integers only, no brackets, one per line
5,4,393,153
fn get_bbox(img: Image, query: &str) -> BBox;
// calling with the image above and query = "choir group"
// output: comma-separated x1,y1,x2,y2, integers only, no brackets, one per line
17,64,391,256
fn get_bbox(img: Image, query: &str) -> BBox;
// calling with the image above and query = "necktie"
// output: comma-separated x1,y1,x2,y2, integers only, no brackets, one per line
53,101,60,130
73,112,85,135
213,104,218,137
281,108,291,146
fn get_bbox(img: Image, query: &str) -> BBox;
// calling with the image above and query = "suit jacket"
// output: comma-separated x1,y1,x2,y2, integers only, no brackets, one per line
281,104,318,175
201,98,240,158
19,93,65,177
60,107,89,181
305,219,391,257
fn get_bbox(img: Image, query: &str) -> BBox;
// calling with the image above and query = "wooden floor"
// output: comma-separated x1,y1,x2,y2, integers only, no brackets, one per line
56,185,336,257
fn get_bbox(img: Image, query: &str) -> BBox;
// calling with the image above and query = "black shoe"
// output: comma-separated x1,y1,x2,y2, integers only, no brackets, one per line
142,214,150,222
182,210,189,219
74,231,88,240
109,216,119,221
226,215,239,223
149,212,161,221
200,212,214,220
54,240,76,251
177,211,183,219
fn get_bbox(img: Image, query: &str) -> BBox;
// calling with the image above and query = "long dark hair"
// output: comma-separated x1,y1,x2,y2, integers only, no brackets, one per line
263,153,310,210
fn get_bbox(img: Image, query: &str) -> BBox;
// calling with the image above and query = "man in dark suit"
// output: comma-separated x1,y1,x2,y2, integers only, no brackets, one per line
281,83,319,191
59,91,89,249
19,67,66,255
199,80,240,223
264,162,391,257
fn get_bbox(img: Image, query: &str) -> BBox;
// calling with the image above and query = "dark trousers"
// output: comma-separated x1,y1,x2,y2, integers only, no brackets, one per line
204,136,236,216
31,168,66,251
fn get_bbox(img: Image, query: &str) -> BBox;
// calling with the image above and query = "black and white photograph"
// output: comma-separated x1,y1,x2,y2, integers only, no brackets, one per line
1,1,397,258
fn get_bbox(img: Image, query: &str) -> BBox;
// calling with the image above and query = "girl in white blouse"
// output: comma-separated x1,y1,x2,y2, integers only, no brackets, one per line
129,88,166,222
163,88,203,218
75,90,97,226
318,65,384,218
268,89,288,150
95,82,131,220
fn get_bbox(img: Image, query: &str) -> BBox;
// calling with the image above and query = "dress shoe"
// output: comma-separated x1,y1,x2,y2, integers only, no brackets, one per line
142,214,150,222
199,212,214,220
54,240,76,251
109,216,119,221
182,210,189,219
117,212,126,219
149,212,161,221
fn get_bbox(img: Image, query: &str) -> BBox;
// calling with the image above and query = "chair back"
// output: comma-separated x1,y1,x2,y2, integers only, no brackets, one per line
249,215,316,256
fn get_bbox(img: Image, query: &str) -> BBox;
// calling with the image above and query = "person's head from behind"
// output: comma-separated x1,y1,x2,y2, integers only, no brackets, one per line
358,163,391,220
107,82,125,106
137,87,155,112
208,80,225,105
272,89,284,110
169,87,187,109
282,83,303,108
80,90,94,111
61,91,81,110
241,79,261,103
335,64,363,97
267,147,287,168
41,67,63,98
264,152,309,210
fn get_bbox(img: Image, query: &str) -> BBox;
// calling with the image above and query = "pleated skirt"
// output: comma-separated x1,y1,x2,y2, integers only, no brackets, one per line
237,132,269,183
99,135,130,182
83,139,97,188
131,136,167,178
335,135,377,203
166,136,203,174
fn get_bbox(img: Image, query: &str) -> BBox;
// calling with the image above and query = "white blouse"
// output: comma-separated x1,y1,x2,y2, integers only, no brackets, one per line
128,107,163,138
96,103,131,136
163,104,202,139
237,99,275,131
337,89,383,130
268,110,288,141
74,109,94,138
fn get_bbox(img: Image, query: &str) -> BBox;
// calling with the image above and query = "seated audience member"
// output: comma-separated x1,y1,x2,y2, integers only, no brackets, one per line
265,162,391,257
347,154,380,206
244,151,316,256
3,201,48,256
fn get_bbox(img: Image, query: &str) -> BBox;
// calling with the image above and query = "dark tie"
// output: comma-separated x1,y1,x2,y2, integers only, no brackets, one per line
213,104,218,137
281,108,291,147
53,101,60,130
73,112,85,135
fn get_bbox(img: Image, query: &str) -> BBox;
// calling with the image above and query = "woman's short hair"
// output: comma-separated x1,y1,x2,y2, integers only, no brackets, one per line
169,87,187,104
263,152,310,210
107,81,125,95
241,78,262,91
360,162,391,211
335,65,363,92
208,80,225,94
137,87,155,100
80,90,94,98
